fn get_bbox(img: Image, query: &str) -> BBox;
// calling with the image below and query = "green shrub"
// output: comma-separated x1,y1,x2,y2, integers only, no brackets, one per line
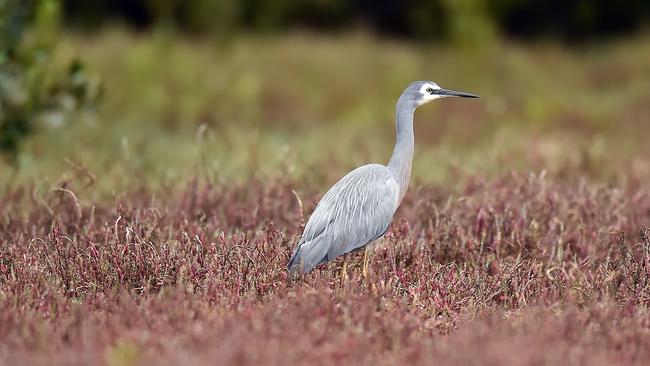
0,0,99,164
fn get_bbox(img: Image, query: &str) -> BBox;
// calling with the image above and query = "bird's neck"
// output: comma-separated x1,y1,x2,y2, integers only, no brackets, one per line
387,102,415,202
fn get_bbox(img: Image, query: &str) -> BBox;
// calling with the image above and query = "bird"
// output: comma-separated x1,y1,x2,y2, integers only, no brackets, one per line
287,81,478,278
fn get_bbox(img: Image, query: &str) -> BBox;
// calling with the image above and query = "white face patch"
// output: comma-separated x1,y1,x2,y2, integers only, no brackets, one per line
417,82,442,105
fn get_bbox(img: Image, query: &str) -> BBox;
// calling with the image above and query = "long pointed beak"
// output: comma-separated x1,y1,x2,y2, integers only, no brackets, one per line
437,88,479,98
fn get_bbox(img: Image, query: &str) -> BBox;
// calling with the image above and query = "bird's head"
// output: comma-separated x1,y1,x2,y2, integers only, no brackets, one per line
400,80,479,109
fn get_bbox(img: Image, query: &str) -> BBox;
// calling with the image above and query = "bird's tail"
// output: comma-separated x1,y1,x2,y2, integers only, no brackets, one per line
287,245,304,274
287,238,329,275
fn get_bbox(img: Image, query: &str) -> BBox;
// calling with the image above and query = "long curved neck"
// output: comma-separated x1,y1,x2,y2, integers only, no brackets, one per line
387,100,415,202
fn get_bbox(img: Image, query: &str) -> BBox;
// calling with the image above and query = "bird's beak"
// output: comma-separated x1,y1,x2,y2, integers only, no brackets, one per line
437,88,480,98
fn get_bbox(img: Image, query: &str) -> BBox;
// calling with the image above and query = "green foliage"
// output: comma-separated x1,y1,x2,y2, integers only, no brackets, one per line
0,0,99,164
441,0,496,47
136,0,353,34
61,0,650,41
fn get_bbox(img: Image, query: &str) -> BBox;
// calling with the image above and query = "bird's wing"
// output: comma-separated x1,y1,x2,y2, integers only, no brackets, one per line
288,164,400,273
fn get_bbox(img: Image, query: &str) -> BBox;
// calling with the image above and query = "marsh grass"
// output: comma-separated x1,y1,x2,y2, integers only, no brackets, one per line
1,172,650,365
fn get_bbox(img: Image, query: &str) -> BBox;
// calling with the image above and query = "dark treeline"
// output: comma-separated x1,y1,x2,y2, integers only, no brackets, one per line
61,0,650,40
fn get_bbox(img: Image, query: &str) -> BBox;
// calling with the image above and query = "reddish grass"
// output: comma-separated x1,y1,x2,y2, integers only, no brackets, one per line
1,173,650,365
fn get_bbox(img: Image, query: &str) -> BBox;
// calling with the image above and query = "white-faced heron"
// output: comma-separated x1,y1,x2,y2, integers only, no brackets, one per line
288,81,479,278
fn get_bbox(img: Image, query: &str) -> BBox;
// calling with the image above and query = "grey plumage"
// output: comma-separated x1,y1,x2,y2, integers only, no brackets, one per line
288,80,478,274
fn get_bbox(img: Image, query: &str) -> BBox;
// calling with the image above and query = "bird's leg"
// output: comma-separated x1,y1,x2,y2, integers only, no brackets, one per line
362,247,369,279
363,246,378,295
340,254,349,284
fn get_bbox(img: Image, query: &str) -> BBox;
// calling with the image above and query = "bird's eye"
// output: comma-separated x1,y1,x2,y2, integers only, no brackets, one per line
426,88,434,94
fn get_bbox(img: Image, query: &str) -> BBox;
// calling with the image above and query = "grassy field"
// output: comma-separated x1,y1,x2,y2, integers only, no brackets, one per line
1,30,650,365
3,30,650,192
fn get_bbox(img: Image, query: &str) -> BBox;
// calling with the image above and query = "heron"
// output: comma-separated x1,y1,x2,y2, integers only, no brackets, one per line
288,81,478,278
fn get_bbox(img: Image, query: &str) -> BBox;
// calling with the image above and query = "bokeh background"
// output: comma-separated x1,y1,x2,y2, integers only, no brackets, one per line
2,0,650,194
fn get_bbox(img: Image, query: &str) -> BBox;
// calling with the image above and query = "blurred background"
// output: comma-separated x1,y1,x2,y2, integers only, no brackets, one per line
2,0,650,196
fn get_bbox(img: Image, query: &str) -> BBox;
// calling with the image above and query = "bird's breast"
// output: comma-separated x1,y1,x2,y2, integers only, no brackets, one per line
385,177,401,211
